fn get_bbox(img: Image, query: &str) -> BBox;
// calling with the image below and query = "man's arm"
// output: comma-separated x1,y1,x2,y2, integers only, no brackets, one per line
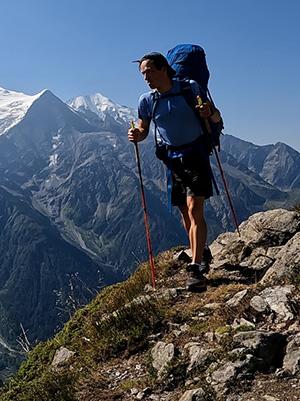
128,118,150,142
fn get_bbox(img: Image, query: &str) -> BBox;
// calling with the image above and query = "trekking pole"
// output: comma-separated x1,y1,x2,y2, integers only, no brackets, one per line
197,97,241,236
130,121,156,289
212,147,241,236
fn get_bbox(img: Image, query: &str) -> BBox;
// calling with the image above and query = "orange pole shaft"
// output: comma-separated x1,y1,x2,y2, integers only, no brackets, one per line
131,121,156,288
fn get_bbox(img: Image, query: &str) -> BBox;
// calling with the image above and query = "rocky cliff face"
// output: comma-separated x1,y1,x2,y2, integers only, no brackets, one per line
1,208,299,401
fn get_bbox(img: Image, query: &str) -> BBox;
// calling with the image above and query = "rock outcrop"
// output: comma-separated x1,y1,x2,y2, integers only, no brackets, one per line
209,208,300,285
1,208,299,401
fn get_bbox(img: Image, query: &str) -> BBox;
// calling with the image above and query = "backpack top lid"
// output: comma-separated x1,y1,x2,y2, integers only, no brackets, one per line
166,44,210,93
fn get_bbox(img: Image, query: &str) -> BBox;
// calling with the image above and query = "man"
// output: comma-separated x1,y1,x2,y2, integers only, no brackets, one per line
128,52,218,291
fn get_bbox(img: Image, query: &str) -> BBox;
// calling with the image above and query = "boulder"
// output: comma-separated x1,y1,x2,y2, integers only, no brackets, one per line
240,248,273,270
51,346,75,369
173,249,192,263
238,209,300,246
151,341,175,379
226,289,248,308
210,236,249,265
232,317,255,331
282,333,300,376
211,361,239,384
233,331,286,370
209,356,255,396
266,245,284,259
250,295,269,314
210,209,300,277
250,255,274,270
178,388,205,401
184,343,214,373
261,233,300,284
257,285,295,322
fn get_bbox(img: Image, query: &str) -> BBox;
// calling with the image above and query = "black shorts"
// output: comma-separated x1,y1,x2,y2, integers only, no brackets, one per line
170,151,213,206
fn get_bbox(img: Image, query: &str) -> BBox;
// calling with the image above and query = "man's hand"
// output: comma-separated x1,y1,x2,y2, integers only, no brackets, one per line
196,101,212,119
196,98,222,124
128,119,150,143
128,127,143,142
196,96,211,118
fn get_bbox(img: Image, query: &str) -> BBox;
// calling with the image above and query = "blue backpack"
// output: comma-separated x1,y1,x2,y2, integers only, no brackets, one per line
167,44,223,149
167,44,210,95
152,44,223,155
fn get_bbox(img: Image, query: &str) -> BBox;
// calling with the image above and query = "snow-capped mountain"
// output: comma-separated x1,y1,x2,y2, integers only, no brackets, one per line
0,87,95,139
68,93,137,128
0,87,46,135
0,87,98,176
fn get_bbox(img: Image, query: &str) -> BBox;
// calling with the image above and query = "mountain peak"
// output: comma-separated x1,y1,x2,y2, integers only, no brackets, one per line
273,141,299,153
38,88,54,97
68,92,111,114
0,86,51,136
68,92,137,126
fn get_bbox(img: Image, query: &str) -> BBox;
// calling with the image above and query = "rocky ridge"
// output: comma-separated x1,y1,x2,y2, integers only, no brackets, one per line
0,208,299,401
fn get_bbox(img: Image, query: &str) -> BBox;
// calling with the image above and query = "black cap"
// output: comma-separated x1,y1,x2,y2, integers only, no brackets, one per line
133,52,176,77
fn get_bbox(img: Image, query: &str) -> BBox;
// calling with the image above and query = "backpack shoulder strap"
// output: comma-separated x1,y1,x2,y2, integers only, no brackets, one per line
150,91,161,147
150,90,160,120
150,88,183,146
179,80,201,120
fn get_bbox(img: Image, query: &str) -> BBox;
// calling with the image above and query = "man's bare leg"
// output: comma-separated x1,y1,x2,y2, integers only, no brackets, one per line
178,196,207,264
178,203,190,233
178,196,208,291
186,196,207,264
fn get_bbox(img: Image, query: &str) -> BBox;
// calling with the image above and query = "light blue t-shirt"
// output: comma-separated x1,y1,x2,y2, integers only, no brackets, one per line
138,79,203,147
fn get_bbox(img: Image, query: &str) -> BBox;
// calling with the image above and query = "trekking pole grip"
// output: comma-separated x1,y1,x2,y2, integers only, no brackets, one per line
197,96,212,134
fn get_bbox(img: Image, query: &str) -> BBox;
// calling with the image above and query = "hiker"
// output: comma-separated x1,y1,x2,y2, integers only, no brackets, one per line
128,52,221,291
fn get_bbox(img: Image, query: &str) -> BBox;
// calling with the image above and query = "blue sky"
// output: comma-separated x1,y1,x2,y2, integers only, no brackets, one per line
1,0,299,150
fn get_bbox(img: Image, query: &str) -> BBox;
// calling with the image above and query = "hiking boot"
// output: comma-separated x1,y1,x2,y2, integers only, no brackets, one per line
177,245,212,268
186,263,207,292
188,261,209,275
